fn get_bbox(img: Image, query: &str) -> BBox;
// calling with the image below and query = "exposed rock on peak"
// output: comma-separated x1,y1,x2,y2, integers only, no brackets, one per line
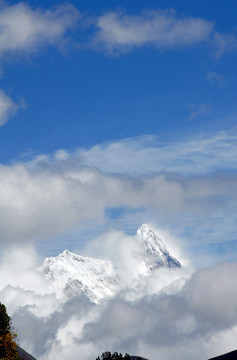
137,223,181,270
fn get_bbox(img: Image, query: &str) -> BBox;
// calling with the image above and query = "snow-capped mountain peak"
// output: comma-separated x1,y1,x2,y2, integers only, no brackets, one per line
42,249,119,302
136,224,181,269
41,224,181,303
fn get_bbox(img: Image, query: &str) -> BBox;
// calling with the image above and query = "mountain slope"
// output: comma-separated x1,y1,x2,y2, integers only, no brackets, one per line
137,223,181,271
42,250,119,302
208,350,237,360
17,346,37,360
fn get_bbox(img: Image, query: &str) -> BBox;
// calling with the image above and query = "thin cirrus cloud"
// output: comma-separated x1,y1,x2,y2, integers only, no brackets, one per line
92,9,236,56
207,71,225,85
69,130,237,175
188,103,211,120
212,32,237,57
0,2,79,58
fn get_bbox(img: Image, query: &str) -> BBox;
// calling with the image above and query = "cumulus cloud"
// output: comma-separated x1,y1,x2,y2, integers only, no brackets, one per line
0,2,79,126
83,229,144,286
4,258,236,360
83,227,190,291
91,9,237,56
0,246,61,320
0,2,79,58
0,245,95,355
0,131,236,359
0,220,236,360
71,262,237,360
186,262,237,328
92,9,213,54
0,246,43,292
13,293,94,357
0,4,233,59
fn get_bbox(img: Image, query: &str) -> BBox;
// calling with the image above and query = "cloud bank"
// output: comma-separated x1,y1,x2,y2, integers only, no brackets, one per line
0,129,236,359
1,155,237,249
0,246,236,360
0,129,236,255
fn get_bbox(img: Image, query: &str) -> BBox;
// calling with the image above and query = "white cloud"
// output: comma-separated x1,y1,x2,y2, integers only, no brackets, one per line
186,262,237,327
0,89,20,126
79,262,237,359
91,9,237,57
0,129,237,255
82,227,190,291
0,2,79,126
0,2,79,58
0,234,236,360
0,246,42,291
136,325,237,360
0,4,233,59
92,9,213,54
37,262,237,360
1,159,237,248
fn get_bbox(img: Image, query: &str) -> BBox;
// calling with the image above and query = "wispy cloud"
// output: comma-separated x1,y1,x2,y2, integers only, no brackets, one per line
188,103,211,120
212,32,237,58
65,130,237,175
207,71,225,85
0,89,21,126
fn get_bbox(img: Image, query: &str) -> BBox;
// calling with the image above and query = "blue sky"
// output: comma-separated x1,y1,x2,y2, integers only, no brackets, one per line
1,2,237,360
1,0,237,162
0,0,237,266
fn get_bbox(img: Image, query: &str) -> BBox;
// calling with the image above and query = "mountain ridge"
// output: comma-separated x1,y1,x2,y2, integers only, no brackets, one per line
41,224,181,302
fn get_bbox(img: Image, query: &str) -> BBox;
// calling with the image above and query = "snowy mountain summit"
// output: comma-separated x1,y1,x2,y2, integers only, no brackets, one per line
42,250,119,302
137,224,181,271
41,224,181,302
